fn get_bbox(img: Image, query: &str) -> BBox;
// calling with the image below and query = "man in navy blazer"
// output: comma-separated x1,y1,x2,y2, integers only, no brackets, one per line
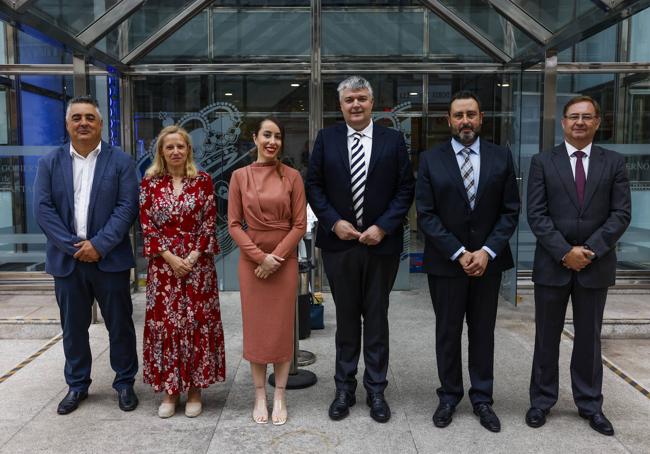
416,91,519,432
525,96,631,436
307,76,414,423
34,96,139,415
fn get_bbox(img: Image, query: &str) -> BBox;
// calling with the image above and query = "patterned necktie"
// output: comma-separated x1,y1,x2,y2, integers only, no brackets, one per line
350,132,366,227
461,148,476,209
573,150,586,206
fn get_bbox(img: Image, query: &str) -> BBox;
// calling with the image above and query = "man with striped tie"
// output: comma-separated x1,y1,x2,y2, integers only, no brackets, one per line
306,76,414,423
415,91,519,432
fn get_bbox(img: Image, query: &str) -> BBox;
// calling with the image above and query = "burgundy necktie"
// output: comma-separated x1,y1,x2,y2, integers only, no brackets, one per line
573,150,586,206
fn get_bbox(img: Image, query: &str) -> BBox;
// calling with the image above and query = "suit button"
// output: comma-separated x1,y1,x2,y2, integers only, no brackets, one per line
470,229,476,234
572,240,577,245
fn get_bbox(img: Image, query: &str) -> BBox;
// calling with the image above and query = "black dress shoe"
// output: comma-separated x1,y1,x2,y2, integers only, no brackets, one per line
366,393,391,423
525,407,549,428
57,390,88,415
579,411,615,436
473,403,501,433
432,402,455,428
117,387,139,412
328,390,356,421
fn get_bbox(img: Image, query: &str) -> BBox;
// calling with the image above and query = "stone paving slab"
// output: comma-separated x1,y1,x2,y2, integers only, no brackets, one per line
0,283,648,453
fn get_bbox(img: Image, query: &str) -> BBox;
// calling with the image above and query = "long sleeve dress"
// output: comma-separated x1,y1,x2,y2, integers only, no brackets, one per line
140,171,226,394
227,162,307,363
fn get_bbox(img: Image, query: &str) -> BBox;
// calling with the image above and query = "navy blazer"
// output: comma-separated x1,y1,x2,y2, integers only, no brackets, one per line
34,141,139,277
416,139,520,277
527,143,631,288
306,122,415,256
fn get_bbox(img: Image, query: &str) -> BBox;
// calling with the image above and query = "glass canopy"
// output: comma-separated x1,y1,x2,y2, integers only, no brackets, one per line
0,0,648,67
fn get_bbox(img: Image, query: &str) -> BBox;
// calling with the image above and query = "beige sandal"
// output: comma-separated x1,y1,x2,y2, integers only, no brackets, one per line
185,388,202,418
253,387,268,424
272,387,287,425
158,394,179,418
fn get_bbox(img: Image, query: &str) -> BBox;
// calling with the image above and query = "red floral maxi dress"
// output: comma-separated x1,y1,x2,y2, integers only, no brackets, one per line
140,171,226,394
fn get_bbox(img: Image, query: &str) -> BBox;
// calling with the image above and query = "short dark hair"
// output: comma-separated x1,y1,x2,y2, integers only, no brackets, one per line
66,95,102,120
563,95,601,118
448,91,481,114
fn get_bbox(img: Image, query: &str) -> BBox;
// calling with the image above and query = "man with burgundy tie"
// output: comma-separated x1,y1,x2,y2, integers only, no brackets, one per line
416,91,519,432
526,95,631,436
306,76,414,423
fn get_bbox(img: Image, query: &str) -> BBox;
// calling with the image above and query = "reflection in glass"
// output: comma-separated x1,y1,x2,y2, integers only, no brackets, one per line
630,8,650,62
31,0,121,35
212,9,309,58
323,8,423,58
428,12,491,62
437,0,534,55
508,0,583,33
138,12,209,63
100,0,197,59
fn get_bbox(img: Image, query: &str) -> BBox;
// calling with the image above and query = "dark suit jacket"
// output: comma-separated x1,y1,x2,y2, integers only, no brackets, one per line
306,122,415,255
527,143,631,288
416,139,520,277
34,141,139,277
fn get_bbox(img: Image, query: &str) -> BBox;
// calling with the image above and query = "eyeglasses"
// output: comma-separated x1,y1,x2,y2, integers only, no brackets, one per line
564,114,598,122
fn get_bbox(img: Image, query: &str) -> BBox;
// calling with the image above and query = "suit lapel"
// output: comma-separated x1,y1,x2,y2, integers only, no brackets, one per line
86,142,110,227
474,141,494,207
581,146,605,212
60,145,75,215
367,124,385,177
334,124,351,180
551,144,580,211
440,142,471,206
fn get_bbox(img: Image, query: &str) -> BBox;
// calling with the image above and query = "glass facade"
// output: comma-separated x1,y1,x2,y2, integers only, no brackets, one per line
0,1,649,295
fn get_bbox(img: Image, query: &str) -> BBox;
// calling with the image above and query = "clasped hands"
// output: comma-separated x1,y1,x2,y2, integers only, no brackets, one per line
162,250,201,278
254,253,284,280
458,249,489,277
73,240,101,262
333,220,385,245
562,246,595,272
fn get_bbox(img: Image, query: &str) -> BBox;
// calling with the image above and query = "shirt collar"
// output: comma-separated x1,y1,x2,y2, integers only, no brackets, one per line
451,136,480,155
347,121,373,139
564,141,592,158
70,141,102,159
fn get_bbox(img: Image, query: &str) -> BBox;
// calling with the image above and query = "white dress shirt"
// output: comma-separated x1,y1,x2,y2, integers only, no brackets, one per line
448,137,496,261
70,142,101,239
347,121,373,174
564,141,592,179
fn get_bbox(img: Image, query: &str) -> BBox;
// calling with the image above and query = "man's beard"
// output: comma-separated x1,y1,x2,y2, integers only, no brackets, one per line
452,124,480,145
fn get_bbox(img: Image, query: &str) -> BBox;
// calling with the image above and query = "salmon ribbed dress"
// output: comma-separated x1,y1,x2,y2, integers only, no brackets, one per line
227,162,307,363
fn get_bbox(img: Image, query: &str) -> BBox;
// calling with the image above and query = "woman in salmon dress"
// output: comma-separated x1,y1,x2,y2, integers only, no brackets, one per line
228,117,306,425
140,125,226,418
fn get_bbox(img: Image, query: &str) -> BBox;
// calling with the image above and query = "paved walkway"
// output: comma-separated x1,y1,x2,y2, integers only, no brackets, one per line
0,275,649,453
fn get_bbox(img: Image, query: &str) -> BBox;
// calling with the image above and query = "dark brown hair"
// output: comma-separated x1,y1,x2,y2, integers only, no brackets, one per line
253,117,285,178
448,90,482,114
563,95,601,118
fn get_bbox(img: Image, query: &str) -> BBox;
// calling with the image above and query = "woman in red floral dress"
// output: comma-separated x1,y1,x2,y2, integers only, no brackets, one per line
140,125,225,418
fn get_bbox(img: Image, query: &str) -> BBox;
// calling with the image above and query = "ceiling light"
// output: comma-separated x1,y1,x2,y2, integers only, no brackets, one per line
409,92,418,96
291,83,300,87
497,83,510,88
225,92,233,96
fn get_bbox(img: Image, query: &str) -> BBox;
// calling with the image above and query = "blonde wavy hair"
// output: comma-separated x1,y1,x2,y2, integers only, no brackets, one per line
145,125,199,178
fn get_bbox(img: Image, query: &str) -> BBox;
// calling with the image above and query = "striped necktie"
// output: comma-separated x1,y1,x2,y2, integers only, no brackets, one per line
350,132,366,227
461,148,476,209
